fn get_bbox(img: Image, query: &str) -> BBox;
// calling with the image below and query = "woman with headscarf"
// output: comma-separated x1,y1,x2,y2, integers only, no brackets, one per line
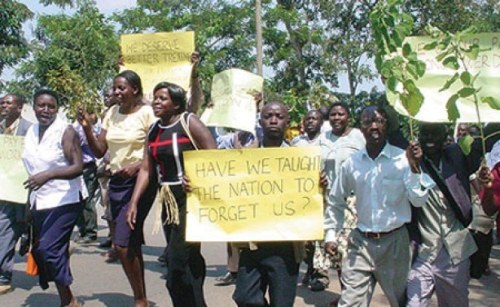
22,89,88,306
127,81,215,306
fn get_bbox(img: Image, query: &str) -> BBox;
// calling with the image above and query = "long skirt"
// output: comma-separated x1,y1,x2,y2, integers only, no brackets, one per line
32,202,82,290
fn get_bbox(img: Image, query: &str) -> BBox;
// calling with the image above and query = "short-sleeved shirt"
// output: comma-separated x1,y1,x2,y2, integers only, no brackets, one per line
74,121,101,164
102,104,156,173
319,128,365,190
291,133,320,147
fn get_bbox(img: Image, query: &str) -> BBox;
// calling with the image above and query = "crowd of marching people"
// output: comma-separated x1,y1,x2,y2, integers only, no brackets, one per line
0,52,499,307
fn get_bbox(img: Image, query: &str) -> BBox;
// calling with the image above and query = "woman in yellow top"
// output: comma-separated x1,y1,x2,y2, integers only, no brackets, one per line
78,70,157,307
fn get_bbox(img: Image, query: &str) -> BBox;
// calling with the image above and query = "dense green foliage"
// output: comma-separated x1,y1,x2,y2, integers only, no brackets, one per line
7,0,119,117
1,0,498,124
0,1,32,76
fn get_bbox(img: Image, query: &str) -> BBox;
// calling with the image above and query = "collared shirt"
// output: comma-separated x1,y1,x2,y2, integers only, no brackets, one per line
22,117,88,210
2,117,20,135
325,143,433,241
291,133,320,147
418,187,477,265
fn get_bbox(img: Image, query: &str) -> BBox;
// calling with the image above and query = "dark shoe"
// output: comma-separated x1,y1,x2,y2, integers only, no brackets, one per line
157,254,166,263
301,270,312,286
102,250,119,263
98,239,112,248
484,265,491,276
329,297,340,307
83,235,97,244
309,279,327,292
215,272,237,286
75,235,97,244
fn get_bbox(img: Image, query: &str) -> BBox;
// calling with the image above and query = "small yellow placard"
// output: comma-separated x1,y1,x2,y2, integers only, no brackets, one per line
120,31,195,100
184,147,324,242
201,69,263,134
0,135,28,204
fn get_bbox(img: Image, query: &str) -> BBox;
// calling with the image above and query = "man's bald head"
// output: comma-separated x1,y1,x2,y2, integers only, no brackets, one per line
260,101,289,145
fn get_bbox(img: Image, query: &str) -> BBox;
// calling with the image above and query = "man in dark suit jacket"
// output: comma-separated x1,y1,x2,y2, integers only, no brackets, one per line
407,123,481,307
0,93,33,294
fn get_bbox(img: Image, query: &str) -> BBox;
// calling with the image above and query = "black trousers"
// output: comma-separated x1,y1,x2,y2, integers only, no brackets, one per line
233,242,299,307
165,186,206,307
76,162,99,238
470,229,493,279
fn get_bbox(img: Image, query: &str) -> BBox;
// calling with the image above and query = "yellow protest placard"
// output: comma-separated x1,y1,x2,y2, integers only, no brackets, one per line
184,147,324,242
120,31,195,100
387,33,500,122
201,69,263,134
0,135,28,204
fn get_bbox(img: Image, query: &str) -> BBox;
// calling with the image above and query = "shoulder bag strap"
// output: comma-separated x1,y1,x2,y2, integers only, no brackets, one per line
179,112,199,150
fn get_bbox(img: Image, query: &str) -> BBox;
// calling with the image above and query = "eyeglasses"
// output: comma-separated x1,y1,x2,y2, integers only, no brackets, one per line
361,117,386,127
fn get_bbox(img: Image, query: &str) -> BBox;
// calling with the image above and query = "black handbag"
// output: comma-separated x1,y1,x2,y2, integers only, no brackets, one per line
19,223,32,257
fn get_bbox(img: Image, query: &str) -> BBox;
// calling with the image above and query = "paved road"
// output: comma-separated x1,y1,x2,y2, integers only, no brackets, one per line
4,207,500,306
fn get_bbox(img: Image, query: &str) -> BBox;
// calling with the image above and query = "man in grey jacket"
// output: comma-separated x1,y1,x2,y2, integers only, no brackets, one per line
407,123,480,306
0,93,33,294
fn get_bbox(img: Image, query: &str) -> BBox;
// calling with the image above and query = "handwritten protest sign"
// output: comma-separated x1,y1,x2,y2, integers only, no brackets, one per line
387,33,500,122
201,69,263,134
120,31,195,100
184,147,323,242
0,135,28,204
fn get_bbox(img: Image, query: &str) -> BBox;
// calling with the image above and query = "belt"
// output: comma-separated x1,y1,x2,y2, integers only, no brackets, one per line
359,226,403,239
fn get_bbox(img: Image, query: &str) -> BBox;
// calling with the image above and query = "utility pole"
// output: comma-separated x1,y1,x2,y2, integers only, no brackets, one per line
256,0,263,76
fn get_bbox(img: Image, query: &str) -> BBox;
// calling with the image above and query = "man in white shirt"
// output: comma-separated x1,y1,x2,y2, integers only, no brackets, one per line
325,106,432,306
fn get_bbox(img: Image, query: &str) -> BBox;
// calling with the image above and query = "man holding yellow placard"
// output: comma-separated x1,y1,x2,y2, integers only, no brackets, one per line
0,93,33,295
231,101,317,307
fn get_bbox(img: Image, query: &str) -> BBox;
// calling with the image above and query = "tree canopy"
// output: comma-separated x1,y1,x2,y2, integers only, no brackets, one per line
0,0,32,76
1,0,498,124
6,0,119,117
